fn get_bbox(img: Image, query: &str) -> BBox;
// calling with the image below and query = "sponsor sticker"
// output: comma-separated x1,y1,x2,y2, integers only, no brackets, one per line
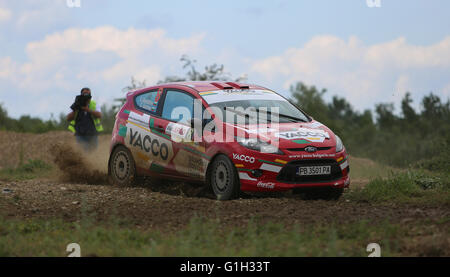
128,111,150,125
257,181,275,189
260,163,282,173
128,128,170,161
288,153,336,159
239,172,257,181
166,122,193,142
276,128,330,142
201,89,283,104
232,153,256,163
125,125,174,168
246,128,277,134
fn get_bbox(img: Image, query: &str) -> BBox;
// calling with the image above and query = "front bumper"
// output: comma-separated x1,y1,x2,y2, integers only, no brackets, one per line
234,155,350,192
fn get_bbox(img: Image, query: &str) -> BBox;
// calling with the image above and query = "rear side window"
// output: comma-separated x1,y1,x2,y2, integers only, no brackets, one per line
161,90,194,124
135,90,161,113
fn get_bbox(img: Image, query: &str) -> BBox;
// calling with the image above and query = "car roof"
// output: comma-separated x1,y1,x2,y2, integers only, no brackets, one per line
128,81,270,96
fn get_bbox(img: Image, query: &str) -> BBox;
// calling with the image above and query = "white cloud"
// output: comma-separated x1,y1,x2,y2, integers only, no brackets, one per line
19,27,203,87
0,57,16,78
365,37,450,68
0,7,11,22
394,75,411,100
2,26,449,119
0,26,204,118
251,35,450,111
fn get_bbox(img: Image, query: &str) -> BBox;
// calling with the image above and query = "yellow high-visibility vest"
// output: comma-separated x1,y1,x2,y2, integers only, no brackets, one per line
68,100,104,133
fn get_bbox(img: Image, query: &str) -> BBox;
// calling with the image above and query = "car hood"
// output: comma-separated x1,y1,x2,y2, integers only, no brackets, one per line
230,120,337,149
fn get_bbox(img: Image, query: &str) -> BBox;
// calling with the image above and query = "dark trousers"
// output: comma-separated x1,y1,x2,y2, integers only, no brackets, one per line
75,135,98,151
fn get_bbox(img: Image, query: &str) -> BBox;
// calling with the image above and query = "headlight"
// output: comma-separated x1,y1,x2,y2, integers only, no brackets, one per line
335,135,344,153
237,137,284,155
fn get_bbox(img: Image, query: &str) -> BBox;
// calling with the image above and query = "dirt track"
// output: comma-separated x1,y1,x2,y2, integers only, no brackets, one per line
0,131,449,234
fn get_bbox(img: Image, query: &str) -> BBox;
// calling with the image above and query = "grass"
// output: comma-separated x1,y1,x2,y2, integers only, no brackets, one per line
0,159,53,181
347,154,450,205
0,156,448,257
349,156,399,180
346,170,450,205
0,215,443,257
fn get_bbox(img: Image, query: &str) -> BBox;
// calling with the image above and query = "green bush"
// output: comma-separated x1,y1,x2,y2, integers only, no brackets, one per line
346,170,450,204
290,84,450,168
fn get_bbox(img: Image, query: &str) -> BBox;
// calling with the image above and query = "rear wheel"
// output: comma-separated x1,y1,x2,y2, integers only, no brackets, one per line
208,155,240,200
109,145,136,186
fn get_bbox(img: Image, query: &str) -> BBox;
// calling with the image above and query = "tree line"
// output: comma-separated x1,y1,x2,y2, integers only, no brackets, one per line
289,82,449,168
0,56,448,169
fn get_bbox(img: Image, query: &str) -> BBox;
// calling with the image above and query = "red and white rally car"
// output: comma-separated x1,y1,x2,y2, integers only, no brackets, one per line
108,81,350,200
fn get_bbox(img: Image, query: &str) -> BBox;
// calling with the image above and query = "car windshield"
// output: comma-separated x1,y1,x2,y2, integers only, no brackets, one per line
202,89,311,125
210,100,310,124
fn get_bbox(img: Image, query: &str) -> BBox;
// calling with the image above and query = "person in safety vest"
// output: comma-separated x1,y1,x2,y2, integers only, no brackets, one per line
67,87,103,151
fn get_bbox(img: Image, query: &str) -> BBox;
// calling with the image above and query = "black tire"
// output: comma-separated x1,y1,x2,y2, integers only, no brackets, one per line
294,187,343,200
109,145,137,186
208,155,240,200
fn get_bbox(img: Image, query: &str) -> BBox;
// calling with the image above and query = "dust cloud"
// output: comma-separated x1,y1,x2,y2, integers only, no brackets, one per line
52,138,110,184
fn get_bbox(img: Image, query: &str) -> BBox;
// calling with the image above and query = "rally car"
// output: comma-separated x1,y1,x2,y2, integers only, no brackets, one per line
108,81,350,200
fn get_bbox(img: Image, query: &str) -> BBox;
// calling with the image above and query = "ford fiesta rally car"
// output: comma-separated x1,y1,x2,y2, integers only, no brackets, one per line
108,81,350,200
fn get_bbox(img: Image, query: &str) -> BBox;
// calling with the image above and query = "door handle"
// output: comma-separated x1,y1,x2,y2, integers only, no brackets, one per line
153,125,165,132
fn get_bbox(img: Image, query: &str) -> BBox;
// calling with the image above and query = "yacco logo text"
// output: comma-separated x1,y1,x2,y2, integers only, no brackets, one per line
129,128,169,160
276,129,329,139
232,154,256,163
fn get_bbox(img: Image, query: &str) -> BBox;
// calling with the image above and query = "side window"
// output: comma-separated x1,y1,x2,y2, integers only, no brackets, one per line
162,90,194,124
135,90,161,113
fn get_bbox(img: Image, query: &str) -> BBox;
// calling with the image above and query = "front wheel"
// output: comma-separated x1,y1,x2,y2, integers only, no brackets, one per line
208,155,240,200
109,145,137,186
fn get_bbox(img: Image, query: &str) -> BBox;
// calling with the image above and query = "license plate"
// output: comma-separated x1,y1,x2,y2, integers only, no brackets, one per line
297,165,331,176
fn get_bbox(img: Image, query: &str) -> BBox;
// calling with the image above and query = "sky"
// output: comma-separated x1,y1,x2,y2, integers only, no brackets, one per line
0,0,449,119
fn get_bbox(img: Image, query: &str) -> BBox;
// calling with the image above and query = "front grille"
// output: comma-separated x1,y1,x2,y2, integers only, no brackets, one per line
286,147,332,152
276,159,342,183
